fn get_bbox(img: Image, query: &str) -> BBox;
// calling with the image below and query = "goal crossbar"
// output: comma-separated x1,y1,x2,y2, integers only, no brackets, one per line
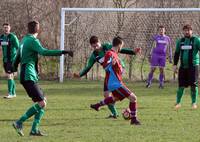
61,7,200,12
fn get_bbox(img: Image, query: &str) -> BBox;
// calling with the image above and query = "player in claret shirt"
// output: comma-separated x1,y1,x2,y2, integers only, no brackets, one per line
0,23,19,99
146,25,172,89
90,37,141,125
74,36,141,119
12,20,73,136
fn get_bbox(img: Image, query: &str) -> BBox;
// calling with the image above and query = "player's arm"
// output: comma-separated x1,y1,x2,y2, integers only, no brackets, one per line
147,37,155,61
120,47,141,55
0,35,3,46
32,39,62,56
168,44,173,63
174,39,181,66
102,42,112,51
196,37,200,51
167,38,173,63
149,39,155,56
173,39,181,73
119,48,136,55
119,58,125,68
32,39,73,56
11,34,19,50
103,51,112,71
102,42,140,55
78,54,96,77
12,48,20,72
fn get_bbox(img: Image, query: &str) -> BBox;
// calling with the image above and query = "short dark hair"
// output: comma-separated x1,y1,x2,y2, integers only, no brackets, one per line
183,24,192,30
3,23,10,26
112,36,123,47
28,20,39,34
159,25,165,29
89,36,99,44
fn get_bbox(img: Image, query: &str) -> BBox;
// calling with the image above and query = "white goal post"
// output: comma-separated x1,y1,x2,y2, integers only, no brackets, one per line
59,7,200,82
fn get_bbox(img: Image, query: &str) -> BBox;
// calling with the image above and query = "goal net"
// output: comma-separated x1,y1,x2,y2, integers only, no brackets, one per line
59,8,200,82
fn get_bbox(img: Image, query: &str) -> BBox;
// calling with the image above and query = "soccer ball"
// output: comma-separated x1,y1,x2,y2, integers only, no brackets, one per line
122,108,131,120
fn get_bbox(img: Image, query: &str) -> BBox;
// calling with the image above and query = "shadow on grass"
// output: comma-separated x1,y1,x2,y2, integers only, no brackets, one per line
0,119,16,122
46,108,90,111
41,118,122,126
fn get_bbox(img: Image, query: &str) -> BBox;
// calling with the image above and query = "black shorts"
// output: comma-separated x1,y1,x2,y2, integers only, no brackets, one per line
3,62,13,74
22,81,45,102
178,66,199,87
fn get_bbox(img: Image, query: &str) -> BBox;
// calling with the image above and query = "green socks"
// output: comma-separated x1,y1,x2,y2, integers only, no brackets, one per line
190,87,198,104
31,109,45,133
176,87,185,104
12,79,16,95
8,79,12,95
17,104,45,133
18,103,42,124
8,79,16,95
176,86,198,104
108,104,118,116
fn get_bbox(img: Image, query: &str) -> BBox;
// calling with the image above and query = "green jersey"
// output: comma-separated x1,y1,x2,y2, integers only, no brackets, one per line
13,34,62,83
79,42,135,77
174,35,200,68
0,33,19,63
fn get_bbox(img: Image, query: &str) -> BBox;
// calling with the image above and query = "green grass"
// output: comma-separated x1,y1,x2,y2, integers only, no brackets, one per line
0,80,200,142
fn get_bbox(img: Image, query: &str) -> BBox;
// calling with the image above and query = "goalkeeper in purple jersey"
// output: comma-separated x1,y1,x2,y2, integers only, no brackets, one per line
146,25,172,89
74,36,141,118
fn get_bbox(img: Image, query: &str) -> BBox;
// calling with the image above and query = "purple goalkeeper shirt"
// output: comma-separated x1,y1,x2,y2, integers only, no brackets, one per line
152,34,171,57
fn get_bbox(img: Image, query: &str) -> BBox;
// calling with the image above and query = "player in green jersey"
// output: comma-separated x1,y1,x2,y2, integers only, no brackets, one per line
12,20,73,136
173,24,200,110
0,23,19,99
74,36,141,118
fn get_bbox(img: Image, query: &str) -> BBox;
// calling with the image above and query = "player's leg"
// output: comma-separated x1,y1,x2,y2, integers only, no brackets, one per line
175,68,187,109
90,95,118,111
104,91,119,118
103,78,119,118
146,54,158,88
146,67,156,88
12,73,16,96
190,66,198,109
30,99,46,136
190,86,198,109
4,73,15,98
115,86,140,125
90,78,119,111
175,87,185,109
13,81,46,136
3,62,16,98
158,56,166,88
128,93,140,125
159,67,164,89
7,73,13,95
29,83,46,136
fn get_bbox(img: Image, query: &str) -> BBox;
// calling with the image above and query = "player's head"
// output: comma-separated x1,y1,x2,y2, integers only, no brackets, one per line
28,20,40,35
112,36,124,52
158,25,165,35
3,23,11,34
89,36,101,50
183,24,192,37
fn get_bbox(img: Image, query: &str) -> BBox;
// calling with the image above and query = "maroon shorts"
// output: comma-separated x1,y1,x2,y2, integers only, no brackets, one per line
112,86,132,101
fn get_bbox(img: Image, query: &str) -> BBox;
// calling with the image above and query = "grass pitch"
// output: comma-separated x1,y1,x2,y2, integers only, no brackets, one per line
0,80,200,142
